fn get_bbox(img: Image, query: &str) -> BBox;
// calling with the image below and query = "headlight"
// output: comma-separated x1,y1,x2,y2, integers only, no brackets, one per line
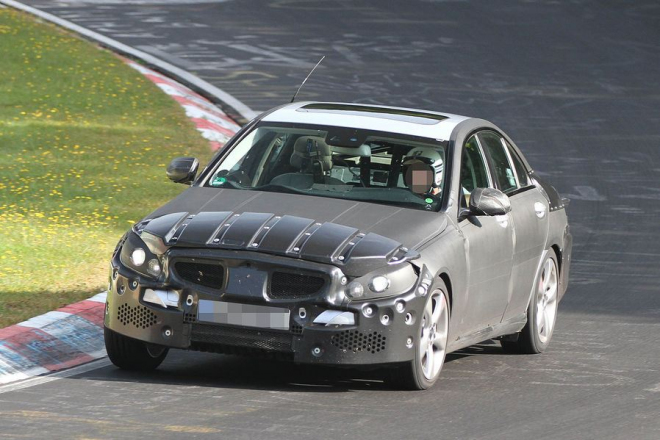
119,231,163,279
130,248,146,266
147,258,162,277
344,264,417,301
369,275,390,293
346,281,364,299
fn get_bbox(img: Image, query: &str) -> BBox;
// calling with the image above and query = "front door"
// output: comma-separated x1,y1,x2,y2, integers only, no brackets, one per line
478,132,549,321
457,134,514,335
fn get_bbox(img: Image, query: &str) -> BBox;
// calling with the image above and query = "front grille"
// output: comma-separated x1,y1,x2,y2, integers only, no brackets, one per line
191,323,293,353
175,262,225,289
269,271,325,299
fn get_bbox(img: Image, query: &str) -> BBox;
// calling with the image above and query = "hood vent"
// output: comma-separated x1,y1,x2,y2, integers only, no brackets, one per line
143,211,420,277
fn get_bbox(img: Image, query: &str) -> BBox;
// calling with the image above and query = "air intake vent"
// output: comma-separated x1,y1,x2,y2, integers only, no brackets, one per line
175,262,225,289
117,303,158,329
291,323,303,335
269,271,325,299
183,312,197,323
191,323,293,352
331,330,386,354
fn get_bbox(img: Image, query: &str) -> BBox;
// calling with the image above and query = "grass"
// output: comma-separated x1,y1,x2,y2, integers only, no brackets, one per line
0,9,214,327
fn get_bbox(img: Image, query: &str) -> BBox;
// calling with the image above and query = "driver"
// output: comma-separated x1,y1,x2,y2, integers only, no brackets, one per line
401,148,444,196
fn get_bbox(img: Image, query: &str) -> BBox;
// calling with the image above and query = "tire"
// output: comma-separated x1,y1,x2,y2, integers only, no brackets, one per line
389,282,450,390
104,327,169,371
502,252,559,354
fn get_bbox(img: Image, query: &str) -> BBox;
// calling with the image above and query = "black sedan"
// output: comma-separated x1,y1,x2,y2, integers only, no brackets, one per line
104,102,572,390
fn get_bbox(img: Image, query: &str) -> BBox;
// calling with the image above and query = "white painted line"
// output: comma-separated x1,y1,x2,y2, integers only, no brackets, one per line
197,128,232,144
0,358,47,385
0,0,258,123
0,366,50,385
88,291,108,303
181,105,241,129
0,357,112,394
124,58,239,148
16,311,72,329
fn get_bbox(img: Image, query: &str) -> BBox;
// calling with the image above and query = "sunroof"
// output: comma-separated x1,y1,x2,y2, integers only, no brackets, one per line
298,103,447,125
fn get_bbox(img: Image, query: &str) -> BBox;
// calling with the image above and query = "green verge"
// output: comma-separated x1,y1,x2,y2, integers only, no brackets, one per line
0,9,214,327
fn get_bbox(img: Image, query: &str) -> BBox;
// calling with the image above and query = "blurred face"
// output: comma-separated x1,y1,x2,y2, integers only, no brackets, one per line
406,162,434,194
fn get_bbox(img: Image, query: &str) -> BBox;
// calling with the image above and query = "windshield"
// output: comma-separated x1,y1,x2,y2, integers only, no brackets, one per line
205,122,447,212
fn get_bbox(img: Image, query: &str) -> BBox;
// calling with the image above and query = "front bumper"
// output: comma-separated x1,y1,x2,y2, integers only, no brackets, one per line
106,248,430,366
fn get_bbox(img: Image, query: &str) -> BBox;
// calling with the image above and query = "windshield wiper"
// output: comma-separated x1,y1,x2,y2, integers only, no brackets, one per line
214,179,305,196
252,183,308,196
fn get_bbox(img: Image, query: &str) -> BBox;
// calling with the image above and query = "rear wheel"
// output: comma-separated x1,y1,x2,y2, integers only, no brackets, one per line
389,283,449,390
104,327,168,370
502,252,559,354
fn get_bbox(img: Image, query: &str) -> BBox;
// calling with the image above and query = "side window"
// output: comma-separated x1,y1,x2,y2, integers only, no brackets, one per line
479,131,517,193
503,139,530,187
460,135,490,195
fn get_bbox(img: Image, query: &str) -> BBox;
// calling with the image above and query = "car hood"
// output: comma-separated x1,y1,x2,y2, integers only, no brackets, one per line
140,188,448,276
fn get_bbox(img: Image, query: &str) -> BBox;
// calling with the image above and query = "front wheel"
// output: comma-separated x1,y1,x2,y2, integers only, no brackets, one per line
389,284,450,390
502,252,559,354
104,327,169,371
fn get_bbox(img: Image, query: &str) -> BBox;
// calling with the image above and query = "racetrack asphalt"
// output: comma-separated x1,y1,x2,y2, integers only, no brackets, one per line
2,1,660,439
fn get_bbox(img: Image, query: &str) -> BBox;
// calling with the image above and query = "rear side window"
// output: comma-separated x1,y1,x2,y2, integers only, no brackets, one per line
503,139,530,187
479,131,517,193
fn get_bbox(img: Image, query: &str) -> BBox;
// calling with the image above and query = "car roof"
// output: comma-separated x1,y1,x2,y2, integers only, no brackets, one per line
261,101,472,141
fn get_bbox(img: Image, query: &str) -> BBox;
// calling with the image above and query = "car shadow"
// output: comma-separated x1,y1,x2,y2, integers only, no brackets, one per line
73,339,506,393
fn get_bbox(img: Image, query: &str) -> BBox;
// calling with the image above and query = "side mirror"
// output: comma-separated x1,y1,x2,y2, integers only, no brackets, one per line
469,187,511,216
166,157,199,184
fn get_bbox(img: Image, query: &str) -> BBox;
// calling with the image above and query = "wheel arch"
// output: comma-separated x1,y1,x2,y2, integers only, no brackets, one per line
551,243,562,276
438,272,453,313
525,244,561,310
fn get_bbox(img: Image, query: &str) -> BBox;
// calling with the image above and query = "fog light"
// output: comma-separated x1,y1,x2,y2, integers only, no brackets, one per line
144,289,179,308
313,310,355,326
147,259,161,277
346,281,364,299
130,248,146,266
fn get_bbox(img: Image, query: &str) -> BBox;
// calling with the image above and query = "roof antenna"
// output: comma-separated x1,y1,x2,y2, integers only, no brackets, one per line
291,56,325,103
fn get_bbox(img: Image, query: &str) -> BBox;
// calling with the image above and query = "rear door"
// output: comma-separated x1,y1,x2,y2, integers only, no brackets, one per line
457,133,514,335
478,131,549,322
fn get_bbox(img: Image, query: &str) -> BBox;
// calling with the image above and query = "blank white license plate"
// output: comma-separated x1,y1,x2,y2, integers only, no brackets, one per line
197,300,290,331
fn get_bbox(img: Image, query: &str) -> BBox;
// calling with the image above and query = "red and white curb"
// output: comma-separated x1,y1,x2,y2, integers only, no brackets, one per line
0,293,106,385
0,52,245,389
124,58,242,151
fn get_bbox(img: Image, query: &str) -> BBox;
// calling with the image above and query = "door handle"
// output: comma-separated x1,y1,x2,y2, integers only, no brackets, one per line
495,214,509,228
534,202,546,219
